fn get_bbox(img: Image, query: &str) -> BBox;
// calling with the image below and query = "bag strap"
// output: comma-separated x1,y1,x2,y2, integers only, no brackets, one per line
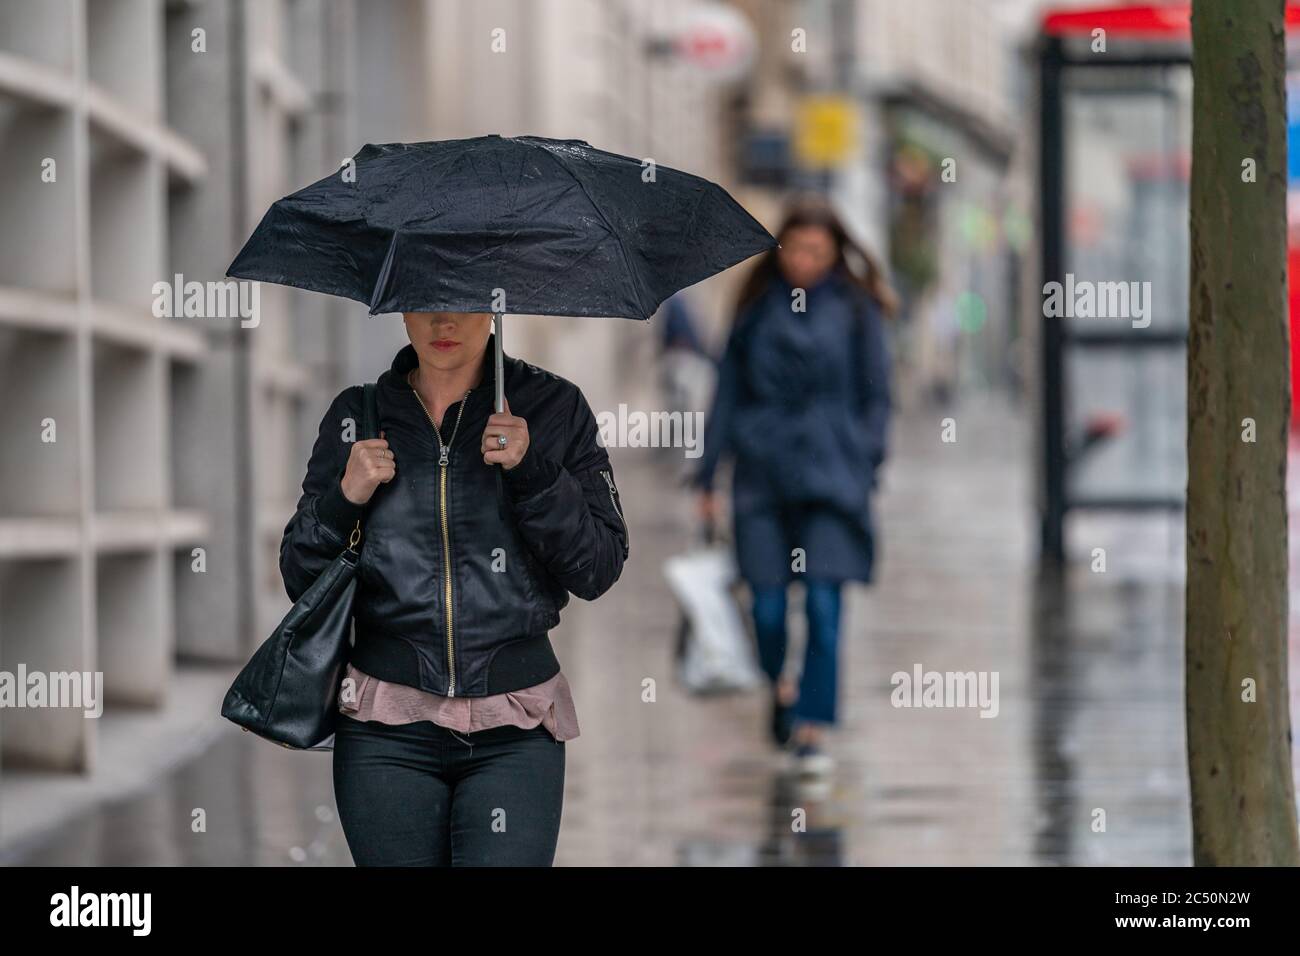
360,382,378,441
344,383,380,553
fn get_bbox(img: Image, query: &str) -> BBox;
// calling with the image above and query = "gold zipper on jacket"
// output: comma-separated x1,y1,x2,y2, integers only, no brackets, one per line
409,372,471,696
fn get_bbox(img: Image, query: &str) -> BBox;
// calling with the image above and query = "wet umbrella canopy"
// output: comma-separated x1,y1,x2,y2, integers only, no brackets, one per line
227,134,774,318
227,134,775,412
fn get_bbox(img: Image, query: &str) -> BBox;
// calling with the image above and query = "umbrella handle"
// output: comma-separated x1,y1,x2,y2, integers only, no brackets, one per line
493,313,505,414
493,312,507,522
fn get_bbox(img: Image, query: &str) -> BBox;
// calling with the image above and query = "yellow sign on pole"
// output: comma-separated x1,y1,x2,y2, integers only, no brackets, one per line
794,95,857,169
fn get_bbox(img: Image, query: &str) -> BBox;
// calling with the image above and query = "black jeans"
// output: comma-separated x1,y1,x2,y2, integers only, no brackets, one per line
332,713,565,866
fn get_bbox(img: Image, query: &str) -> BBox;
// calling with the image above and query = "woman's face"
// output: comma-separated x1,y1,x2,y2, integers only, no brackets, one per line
777,224,838,290
402,311,493,373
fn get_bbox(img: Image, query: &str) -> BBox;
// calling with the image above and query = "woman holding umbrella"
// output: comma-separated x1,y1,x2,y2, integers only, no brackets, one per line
280,311,629,866
692,197,895,775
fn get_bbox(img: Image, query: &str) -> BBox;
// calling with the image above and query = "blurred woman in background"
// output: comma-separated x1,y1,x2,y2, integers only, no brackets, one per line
692,197,895,775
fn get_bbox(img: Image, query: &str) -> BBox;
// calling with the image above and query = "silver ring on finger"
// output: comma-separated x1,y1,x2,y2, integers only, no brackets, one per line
497,434,508,448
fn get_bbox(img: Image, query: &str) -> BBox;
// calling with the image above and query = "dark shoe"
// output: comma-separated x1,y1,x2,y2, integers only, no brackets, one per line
770,692,795,746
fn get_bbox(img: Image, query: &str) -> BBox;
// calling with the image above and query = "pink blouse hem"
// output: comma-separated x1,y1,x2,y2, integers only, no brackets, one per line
338,663,580,742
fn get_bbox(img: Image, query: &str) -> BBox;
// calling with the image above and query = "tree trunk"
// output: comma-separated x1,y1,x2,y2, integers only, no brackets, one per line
1187,0,1300,865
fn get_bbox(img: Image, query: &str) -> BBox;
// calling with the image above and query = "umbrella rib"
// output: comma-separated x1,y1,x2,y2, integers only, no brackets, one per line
527,143,652,318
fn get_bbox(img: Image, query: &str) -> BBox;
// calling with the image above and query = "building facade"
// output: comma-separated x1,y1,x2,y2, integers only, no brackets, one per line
0,0,429,786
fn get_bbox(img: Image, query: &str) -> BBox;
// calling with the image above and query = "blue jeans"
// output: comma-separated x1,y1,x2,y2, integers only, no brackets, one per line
332,714,565,866
751,579,843,725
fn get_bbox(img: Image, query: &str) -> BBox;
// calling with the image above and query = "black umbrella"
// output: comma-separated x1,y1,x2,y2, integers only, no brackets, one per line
226,134,775,413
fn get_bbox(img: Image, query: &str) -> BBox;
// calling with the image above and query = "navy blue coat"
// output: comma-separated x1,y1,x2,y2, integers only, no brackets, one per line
693,268,890,588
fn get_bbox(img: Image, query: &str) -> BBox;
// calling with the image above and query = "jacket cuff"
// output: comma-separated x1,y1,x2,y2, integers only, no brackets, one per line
317,475,366,542
502,443,561,499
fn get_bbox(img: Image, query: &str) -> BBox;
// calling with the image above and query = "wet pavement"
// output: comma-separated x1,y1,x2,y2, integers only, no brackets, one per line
6,392,1294,865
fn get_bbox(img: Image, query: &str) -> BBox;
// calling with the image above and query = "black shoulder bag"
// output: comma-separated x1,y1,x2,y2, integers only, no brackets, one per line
221,383,378,751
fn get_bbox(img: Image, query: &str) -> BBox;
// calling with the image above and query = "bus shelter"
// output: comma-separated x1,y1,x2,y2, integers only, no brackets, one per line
1037,3,1300,561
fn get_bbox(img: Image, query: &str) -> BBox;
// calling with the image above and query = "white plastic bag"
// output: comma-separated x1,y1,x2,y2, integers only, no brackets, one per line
663,545,763,693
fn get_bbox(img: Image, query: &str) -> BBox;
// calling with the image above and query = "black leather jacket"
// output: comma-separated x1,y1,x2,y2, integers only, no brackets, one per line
279,334,629,697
